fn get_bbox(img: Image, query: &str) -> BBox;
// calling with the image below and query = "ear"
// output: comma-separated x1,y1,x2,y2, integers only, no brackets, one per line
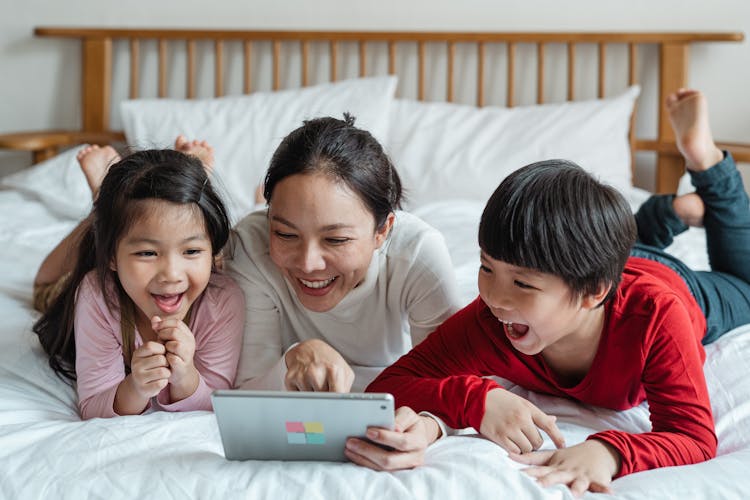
373,212,395,249
580,282,612,309
109,257,118,272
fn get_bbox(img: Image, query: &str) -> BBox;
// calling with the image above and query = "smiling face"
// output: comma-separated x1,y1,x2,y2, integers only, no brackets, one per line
111,199,213,330
268,172,393,313
477,251,606,356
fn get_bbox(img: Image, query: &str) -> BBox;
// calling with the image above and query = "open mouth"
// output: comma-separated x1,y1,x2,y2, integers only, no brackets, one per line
152,292,185,314
499,319,530,340
297,276,338,296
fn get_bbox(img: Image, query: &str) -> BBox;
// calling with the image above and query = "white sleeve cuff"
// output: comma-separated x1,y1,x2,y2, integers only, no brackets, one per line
279,342,298,375
238,343,298,391
419,411,451,441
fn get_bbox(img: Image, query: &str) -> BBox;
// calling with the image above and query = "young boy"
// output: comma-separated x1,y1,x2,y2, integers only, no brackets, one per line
348,89,750,494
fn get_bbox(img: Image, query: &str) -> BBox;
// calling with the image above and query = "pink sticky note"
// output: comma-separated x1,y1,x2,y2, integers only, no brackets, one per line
285,421,305,433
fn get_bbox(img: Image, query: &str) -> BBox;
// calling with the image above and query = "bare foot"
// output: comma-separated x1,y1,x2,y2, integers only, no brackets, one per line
76,145,121,199
665,89,723,172
673,193,705,227
174,135,215,173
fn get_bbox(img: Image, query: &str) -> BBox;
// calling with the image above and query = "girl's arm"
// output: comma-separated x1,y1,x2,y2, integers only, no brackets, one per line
75,275,143,419
155,274,246,412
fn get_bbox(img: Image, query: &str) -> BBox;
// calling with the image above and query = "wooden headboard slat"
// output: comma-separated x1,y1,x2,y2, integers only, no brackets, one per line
537,43,545,104
34,27,744,44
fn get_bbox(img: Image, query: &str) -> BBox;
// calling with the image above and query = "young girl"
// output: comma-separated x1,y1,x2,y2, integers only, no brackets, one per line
33,136,214,312
354,89,750,493
34,148,244,419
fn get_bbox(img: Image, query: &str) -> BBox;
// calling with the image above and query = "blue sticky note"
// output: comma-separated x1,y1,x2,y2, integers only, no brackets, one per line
306,432,326,445
287,432,306,444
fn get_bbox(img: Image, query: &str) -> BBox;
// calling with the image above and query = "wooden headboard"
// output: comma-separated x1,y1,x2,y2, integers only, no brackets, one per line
2,27,749,193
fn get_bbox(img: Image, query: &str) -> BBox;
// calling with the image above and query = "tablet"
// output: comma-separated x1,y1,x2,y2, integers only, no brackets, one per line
211,390,395,461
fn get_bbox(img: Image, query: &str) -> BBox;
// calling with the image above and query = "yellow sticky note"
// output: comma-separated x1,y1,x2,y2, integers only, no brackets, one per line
304,421,324,433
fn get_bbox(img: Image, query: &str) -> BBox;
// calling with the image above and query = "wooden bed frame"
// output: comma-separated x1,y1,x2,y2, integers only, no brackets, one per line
2,27,750,193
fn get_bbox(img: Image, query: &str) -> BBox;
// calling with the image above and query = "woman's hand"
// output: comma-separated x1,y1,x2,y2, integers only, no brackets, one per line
481,388,566,453
344,406,440,471
284,339,355,392
509,440,621,497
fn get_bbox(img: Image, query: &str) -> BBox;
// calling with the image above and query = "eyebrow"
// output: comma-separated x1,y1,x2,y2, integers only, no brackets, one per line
479,251,543,278
123,234,208,245
271,215,355,232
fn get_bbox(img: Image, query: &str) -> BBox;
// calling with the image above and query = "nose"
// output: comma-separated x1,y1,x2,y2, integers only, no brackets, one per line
481,276,514,312
158,254,184,283
296,241,326,274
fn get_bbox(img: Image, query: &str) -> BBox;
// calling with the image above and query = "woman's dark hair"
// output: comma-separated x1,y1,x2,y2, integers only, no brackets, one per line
263,113,402,230
478,159,637,304
33,149,231,381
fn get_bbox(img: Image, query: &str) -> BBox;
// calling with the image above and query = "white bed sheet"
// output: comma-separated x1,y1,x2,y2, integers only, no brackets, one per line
1,188,749,500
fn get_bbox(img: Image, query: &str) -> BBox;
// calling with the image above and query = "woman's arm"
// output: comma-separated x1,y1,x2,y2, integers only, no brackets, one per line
224,226,289,390
401,226,463,345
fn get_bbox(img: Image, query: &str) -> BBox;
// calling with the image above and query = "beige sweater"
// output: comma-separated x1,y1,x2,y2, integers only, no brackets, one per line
226,210,461,392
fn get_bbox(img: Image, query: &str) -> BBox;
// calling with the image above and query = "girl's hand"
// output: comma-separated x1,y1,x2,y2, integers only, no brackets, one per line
481,388,566,453
344,406,439,471
284,339,355,392
509,440,621,497
129,341,171,399
152,316,199,400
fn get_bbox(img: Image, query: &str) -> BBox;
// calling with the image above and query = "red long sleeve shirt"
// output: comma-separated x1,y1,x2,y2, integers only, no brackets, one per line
367,257,716,477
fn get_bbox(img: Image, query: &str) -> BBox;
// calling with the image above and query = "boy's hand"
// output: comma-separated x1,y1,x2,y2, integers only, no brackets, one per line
129,341,171,398
481,388,565,453
344,406,439,471
152,316,199,398
510,440,621,497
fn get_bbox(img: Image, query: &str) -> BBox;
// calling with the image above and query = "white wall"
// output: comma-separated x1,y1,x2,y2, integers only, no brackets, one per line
1,0,749,189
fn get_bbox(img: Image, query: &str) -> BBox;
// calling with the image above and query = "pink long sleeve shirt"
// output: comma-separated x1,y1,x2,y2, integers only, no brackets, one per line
74,271,245,419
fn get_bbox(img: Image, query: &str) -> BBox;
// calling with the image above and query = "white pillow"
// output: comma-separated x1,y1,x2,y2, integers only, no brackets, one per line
386,86,640,210
122,76,397,220
0,145,91,219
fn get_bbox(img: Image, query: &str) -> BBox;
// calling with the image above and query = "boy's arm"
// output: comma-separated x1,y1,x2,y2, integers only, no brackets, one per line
367,298,502,431
589,299,716,477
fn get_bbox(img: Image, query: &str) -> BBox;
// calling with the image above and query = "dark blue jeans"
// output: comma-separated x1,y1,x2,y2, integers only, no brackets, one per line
632,152,750,344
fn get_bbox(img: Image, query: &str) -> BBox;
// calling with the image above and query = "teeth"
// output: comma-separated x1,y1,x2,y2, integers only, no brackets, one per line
299,277,336,289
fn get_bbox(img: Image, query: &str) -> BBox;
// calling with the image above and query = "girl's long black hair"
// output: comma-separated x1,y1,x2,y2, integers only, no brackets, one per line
33,149,230,381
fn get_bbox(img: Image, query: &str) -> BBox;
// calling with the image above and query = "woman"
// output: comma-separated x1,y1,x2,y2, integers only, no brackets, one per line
226,113,462,394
